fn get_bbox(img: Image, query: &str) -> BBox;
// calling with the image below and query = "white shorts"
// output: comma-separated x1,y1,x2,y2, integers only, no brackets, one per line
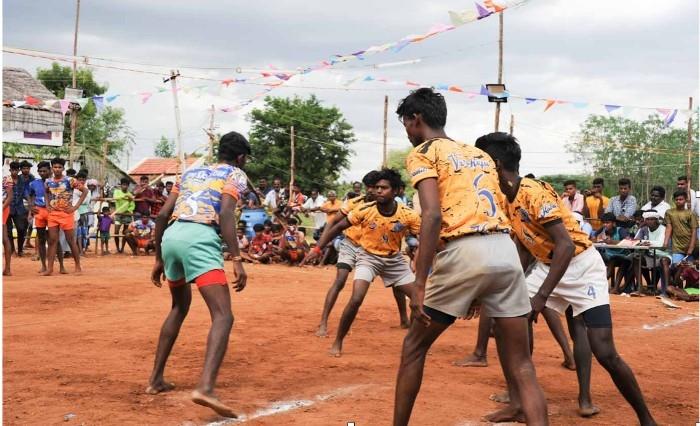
354,248,414,287
526,246,610,316
336,238,361,271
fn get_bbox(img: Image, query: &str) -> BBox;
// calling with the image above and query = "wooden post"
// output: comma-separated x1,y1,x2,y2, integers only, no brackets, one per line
69,0,81,166
382,95,388,168
509,113,514,135
207,104,215,164
289,126,295,197
686,97,694,190
167,70,185,175
494,11,504,132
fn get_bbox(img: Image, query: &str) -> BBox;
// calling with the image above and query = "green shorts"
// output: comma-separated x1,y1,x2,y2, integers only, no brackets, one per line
115,214,133,225
161,221,224,284
100,232,111,242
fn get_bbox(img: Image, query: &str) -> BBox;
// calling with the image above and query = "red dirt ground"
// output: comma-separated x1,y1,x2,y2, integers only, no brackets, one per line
3,252,699,425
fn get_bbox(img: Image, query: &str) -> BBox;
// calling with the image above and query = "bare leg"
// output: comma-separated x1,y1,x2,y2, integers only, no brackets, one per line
329,279,370,357
392,286,410,328
125,236,138,256
191,284,237,418
588,326,656,425
484,317,548,425
454,314,491,367
3,224,11,275
63,229,82,273
542,307,576,370
147,284,192,394
41,227,60,276
317,268,351,337
393,319,450,426
37,228,47,272
565,307,599,417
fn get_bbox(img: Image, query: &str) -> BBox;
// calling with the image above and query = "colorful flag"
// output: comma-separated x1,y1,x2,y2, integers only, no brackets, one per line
92,96,105,112
543,99,556,112
663,109,678,127
59,100,70,116
475,2,493,19
604,104,621,114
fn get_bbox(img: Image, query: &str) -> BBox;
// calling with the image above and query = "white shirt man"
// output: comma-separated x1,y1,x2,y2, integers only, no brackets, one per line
303,190,327,230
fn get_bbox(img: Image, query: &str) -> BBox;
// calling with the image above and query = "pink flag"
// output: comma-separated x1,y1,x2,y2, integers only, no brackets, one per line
140,92,153,104
543,99,556,112
59,100,71,116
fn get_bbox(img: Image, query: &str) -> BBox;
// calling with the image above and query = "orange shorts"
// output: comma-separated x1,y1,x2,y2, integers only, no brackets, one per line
168,269,227,289
2,207,8,225
48,211,74,230
34,207,49,228
136,238,151,249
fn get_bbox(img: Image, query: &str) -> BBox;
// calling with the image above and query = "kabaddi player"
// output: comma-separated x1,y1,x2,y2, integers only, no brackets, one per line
28,161,66,274
147,131,250,419
475,132,656,425
393,88,548,425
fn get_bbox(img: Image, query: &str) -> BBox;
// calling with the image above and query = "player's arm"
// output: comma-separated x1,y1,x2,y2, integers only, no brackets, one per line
221,193,247,292
411,177,441,325
151,190,179,286
514,238,534,271
314,217,351,250
687,219,697,257
531,221,576,321
3,182,13,210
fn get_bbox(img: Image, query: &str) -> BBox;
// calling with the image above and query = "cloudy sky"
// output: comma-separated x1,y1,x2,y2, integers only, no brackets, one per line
3,0,698,182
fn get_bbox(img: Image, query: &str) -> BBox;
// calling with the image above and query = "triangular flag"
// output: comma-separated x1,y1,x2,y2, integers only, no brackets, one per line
44,99,57,108
480,85,489,96
92,96,104,112
261,72,272,78
604,104,621,114
484,0,505,12
475,2,493,19
466,92,478,99
12,101,26,107
59,100,71,116
663,109,678,127
656,108,671,116
25,95,41,106
392,40,411,53
435,84,449,90
449,10,478,26
543,99,556,112
157,87,167,93
525,98,537,104
573,102,588,109
406,81,420,87
75,98,89,109
106,94,119,103
363,76,374,81
140,92,153,104
221,79,234,87
448,86,463,93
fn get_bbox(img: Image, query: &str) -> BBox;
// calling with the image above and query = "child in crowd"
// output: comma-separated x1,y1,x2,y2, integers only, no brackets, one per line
279,218,307,265
245,223,273,264
263,220,273,237
594,212,632,293
237,227,249,252
98,206,113,255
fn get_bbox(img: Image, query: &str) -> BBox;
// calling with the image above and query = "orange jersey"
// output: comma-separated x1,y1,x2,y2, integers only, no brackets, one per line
340,195,365,244
506,178,591,264
347,201,421,256
406,138,510,239
584,195,609,229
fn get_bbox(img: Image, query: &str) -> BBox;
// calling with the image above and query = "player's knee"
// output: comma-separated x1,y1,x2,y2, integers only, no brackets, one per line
215,310,234,329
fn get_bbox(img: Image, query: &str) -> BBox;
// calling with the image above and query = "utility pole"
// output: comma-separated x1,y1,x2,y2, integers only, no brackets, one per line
509,113,514,135
68,0,81,166
165,70,185,175
686,97,694,190
382,95,388,168
289,126,295,197
207,104,215,164
494,12,504,132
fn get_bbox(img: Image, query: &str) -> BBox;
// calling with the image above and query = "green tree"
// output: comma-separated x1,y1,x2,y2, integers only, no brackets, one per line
566,113,698,199
537,174,593,195
154,136,175,158
246,95,355,191
36,62,133,157
387,147,415,197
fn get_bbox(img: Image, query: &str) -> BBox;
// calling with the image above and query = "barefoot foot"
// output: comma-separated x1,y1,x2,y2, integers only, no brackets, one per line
578,403,601,418
453,353,488,367
400,320,410,329
315,324,328,337
191,390,237,418
489,391,511,404
562,357,576,371
39,270,52,276
483,405,525,423
145,381,175,395
59,268,68,274
329,343,342,357
3,269,11,276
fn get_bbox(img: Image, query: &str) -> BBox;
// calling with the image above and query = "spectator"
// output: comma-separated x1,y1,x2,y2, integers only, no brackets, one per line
561,179,584,213
395,183,408,204
279,217,306,265
641,186,671,220
582,177,609,231
352,181,362,196
113,177,135,253
6,161,30,256
676,175,699,215
287,182,306,213
572,211,594,239
320,191,342,226
150,182,167,218
19,160,35,250
263,178,284,210
303,188,326,231
133,176,153,217
634,211,672,296
664,190,698,267
605,178,637,229
73,171,91,254
124,212,155,256
594,212,632,293
245,223,273,264
164,181,174,198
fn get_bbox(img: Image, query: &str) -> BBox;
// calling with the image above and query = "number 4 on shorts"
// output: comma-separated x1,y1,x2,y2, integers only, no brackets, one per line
587,286,596,298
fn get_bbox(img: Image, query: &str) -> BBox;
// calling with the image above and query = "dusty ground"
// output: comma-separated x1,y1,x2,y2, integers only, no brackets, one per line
3,250,699,425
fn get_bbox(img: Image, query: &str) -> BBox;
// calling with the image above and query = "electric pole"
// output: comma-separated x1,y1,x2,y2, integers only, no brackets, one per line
494,11,504,132
687,97,694,189
207,104,215,164
165,70,185,175
382,95,389,168
69,0,81,166
290,126,295,197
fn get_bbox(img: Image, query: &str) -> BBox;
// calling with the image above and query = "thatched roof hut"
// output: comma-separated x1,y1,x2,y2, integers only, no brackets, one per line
2,67,64,145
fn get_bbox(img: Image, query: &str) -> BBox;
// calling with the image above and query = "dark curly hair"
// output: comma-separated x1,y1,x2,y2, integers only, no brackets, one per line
396,87,447,129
